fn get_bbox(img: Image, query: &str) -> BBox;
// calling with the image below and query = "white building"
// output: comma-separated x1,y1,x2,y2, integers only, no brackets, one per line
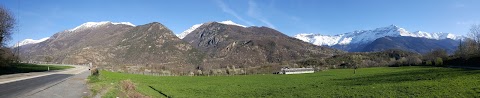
277,67,314,74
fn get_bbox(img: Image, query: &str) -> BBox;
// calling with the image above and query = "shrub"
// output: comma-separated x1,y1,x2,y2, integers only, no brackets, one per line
120,80,150,98
425,60,433,66
406,56,422,66
435,57,443,66
91,68,99,76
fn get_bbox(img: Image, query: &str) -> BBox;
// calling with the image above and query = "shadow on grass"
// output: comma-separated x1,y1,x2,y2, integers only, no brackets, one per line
149,86,171,98
334,67,480,86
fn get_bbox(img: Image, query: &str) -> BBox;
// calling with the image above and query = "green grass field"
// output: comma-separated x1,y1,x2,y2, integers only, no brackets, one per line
0,63,74,75
89,66,480,97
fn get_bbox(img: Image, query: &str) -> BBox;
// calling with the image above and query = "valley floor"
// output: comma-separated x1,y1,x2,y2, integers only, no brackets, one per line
89,66,480,97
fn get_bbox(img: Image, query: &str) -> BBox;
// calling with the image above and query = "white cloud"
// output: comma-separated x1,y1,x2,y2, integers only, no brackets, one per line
215,0,254,26
247,0,276,29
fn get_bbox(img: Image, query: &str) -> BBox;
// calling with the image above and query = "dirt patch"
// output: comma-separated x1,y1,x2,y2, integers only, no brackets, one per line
120,80,150,98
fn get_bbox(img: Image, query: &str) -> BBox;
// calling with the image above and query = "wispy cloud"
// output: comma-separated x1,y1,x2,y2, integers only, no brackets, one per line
247,0,276,29
214,0,254,26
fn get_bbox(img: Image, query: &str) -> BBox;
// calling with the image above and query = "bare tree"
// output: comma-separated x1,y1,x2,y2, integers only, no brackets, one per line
0,6,15,47
44,56,53,64
406,56,422,66
453,24,480,59
456,38,479,59
424,49,448,61
0,6,16,67
470,24,480,44
469,24,480,55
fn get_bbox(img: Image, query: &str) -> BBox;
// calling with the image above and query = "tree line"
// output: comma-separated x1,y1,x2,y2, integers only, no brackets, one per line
0,6,18,67
445,24,480,66
297,24,480,70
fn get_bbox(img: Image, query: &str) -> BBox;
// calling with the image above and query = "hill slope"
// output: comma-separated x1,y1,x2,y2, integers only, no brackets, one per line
362,36,459,54
17,22,204,75
183,22,342,71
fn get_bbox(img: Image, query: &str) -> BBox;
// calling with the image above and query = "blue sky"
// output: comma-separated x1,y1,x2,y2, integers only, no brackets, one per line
2,0,480,46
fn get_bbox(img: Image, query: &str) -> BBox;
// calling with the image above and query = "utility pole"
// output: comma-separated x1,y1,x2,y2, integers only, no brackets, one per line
13,41,20,63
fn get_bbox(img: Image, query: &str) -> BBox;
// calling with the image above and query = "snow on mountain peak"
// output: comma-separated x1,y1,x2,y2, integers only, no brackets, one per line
294,25,464,46
68,21,135,31
388,24,399,28
177,23,204,39
13,37,49,47
293,33,315,42
111,22,135,26
176,20,247,39
218,20,246,27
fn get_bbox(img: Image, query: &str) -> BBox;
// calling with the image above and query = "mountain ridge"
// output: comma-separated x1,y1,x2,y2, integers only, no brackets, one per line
182,22,342,71
362,36,459,54
176,20,247,39
294,25,465,46
13,37,49,47
16,21,204,75
68,21,135,31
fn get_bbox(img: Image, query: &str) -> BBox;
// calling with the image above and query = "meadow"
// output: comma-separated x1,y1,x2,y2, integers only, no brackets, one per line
89,66,480,97
0,63,74,75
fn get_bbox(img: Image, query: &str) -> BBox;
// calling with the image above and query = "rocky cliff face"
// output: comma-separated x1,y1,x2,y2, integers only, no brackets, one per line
18,22,204,75
183,22,342,70
20,22,135,64
18,21,343,75
110,22,205,73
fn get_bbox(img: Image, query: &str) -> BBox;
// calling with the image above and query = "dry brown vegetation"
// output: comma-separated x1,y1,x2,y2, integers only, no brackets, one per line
120,80,150,98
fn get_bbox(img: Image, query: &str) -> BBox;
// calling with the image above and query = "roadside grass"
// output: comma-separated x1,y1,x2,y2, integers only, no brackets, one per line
0,63,74,75
89,66,480,97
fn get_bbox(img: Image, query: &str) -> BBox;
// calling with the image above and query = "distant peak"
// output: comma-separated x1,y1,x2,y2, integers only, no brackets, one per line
177,23,204,39
111,22,135,26
149,22,161,24
146,22,165,27
389,24,398,27
176,20,247,39
69,21,135,31
295,33,315,36
386,24,400,29
13,37,50,47
294,24,465,46
218,20,247,27
414,31,427,33
373,24,404,32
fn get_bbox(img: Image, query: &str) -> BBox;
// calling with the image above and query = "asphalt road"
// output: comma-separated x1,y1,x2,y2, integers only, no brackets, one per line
24,71,90,98
0,65,89,98
0,74,73,98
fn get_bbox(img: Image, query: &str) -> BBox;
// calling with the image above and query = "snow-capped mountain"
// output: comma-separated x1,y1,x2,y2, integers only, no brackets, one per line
218,20,246,27
177,23,204,39
177,20,246,39
15,21,135,48
294,25,464,46
68,21,135,31
13,37,49,47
